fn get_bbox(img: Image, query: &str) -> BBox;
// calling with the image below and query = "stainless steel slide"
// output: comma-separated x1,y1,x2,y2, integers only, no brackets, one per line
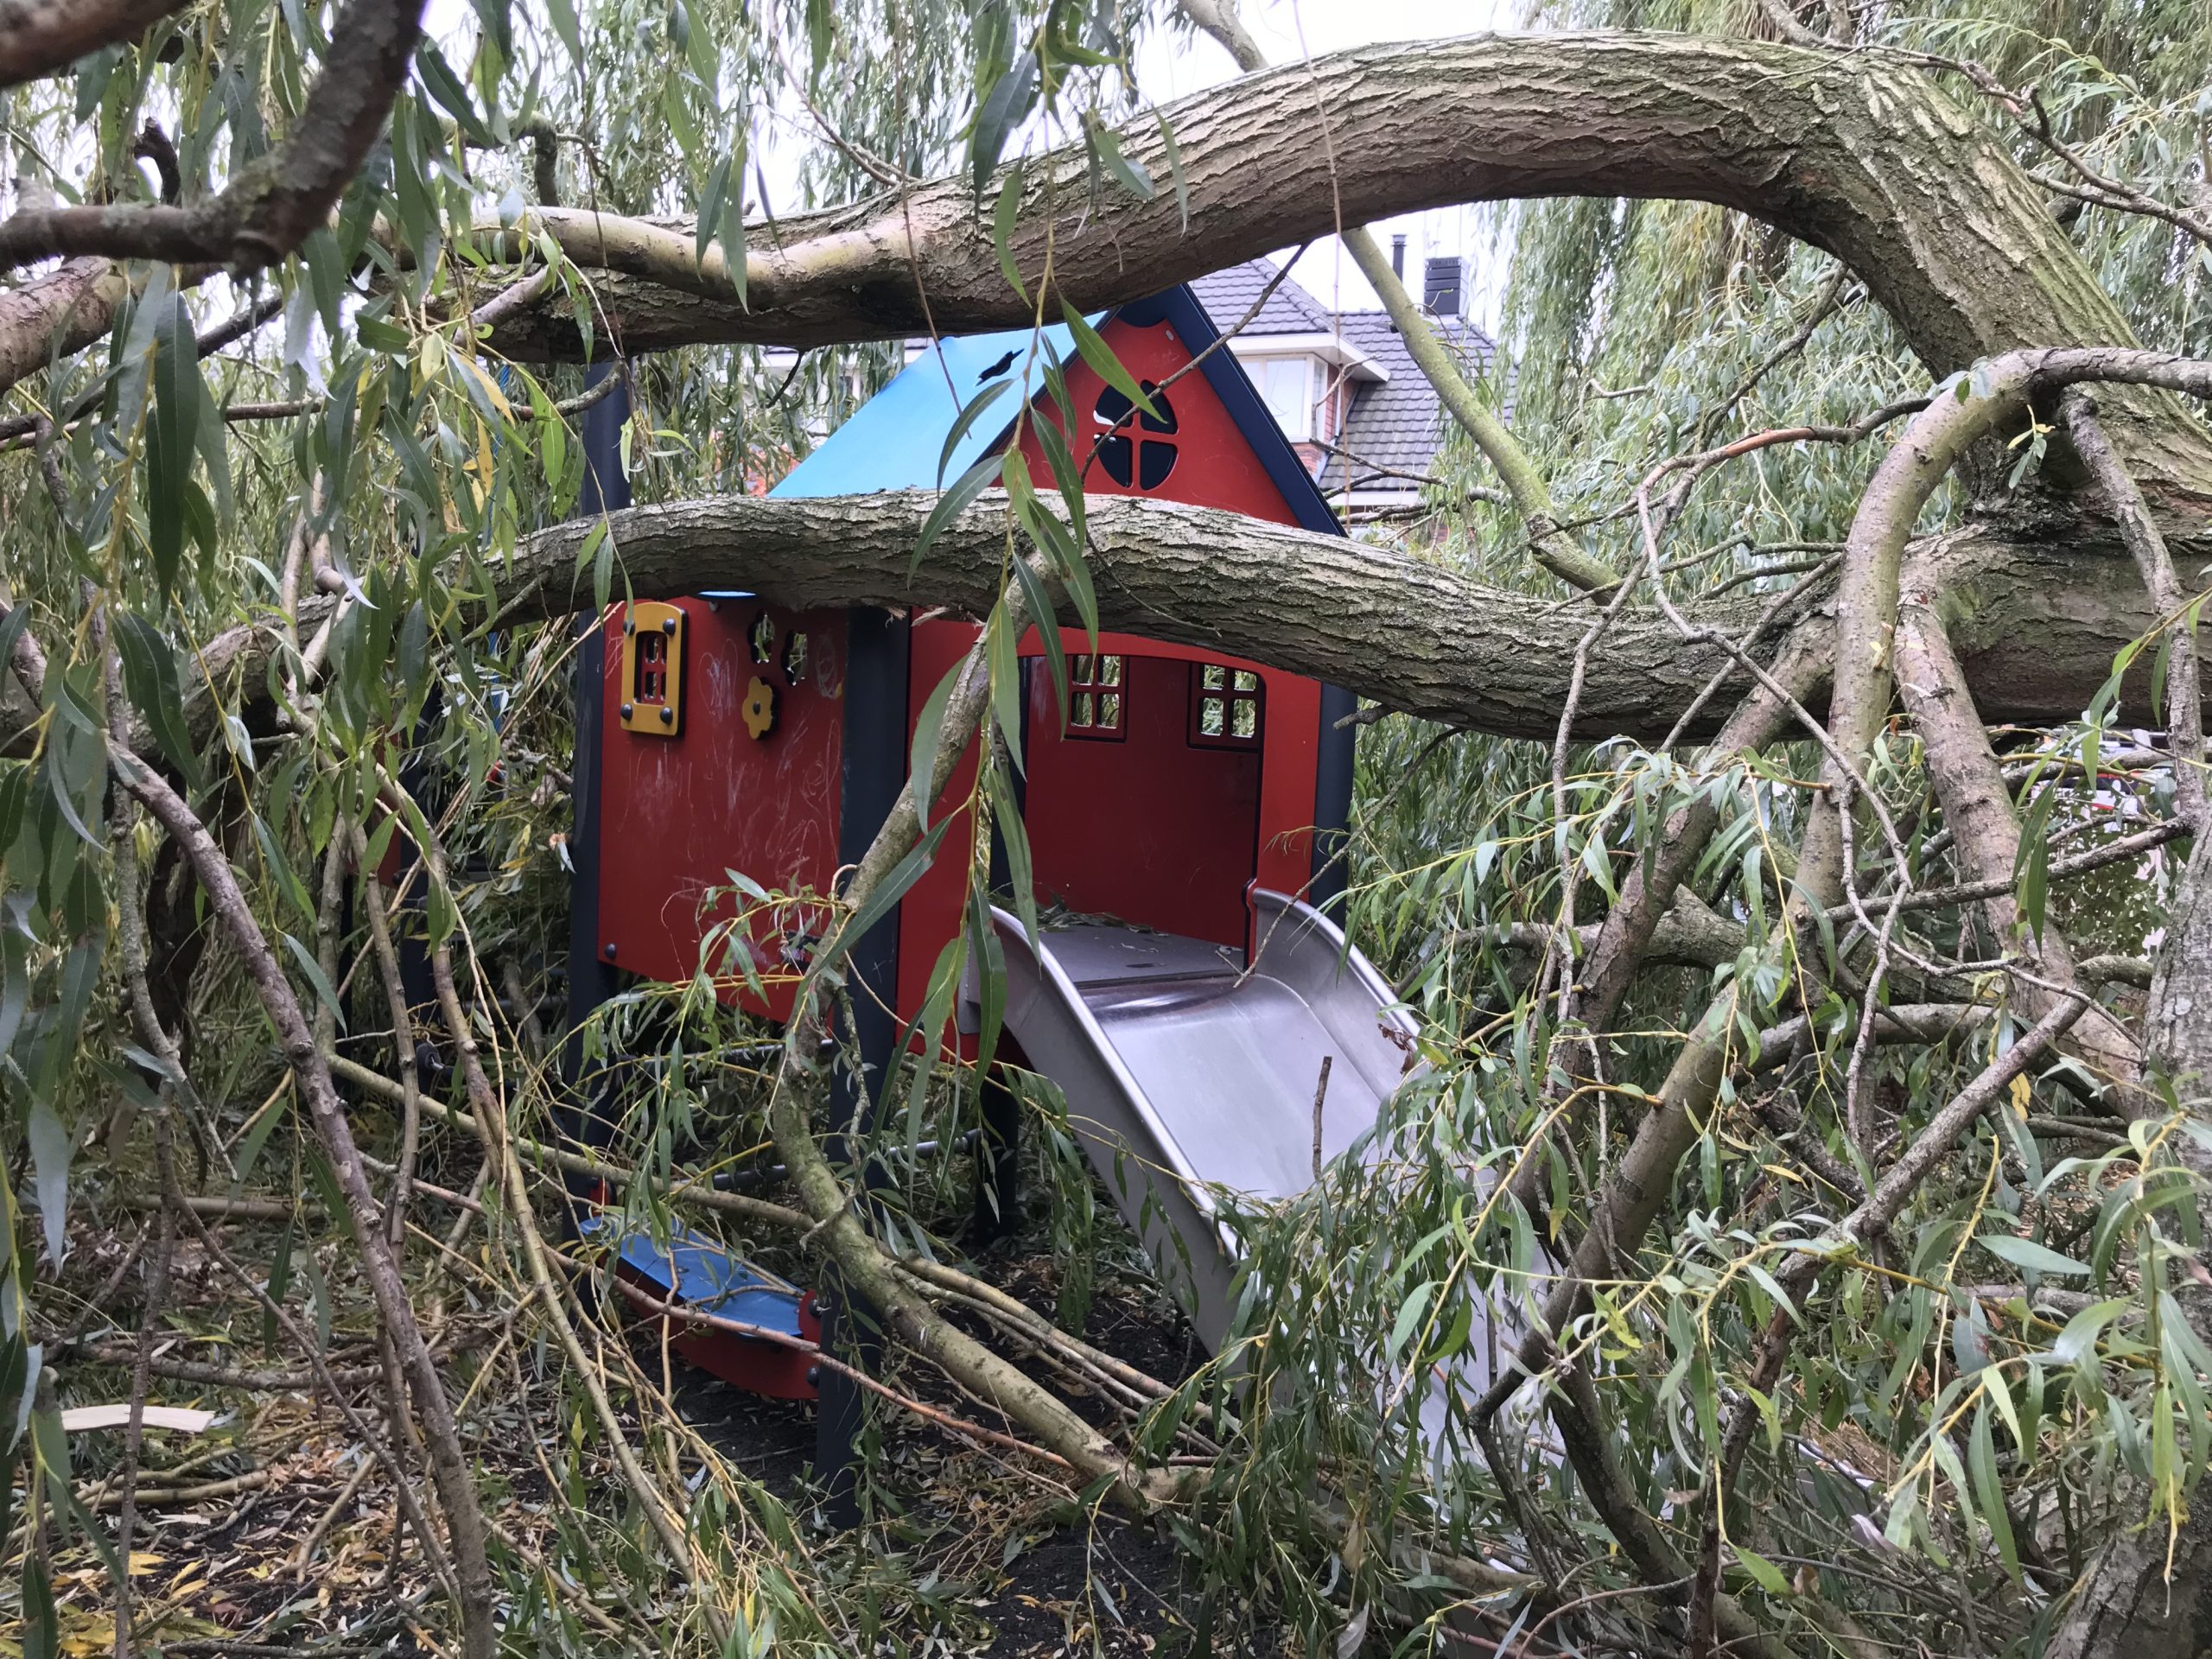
986,889,1427,1355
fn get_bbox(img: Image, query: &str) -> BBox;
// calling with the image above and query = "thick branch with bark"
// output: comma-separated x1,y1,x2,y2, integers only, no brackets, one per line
490,490,2198,745
467,35,2209,490
0,0,425,273
0,0,190,86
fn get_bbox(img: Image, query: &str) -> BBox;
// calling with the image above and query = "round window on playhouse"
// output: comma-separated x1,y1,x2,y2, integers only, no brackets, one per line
1094,381,1178,491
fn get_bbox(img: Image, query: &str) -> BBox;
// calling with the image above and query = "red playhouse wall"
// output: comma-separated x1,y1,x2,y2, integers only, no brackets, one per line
597,311,1331,1033
892,311,1324,1020
595,600,847,1020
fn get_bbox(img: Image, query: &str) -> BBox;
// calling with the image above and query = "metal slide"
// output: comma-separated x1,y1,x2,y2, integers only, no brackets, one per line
988,890,1459,1360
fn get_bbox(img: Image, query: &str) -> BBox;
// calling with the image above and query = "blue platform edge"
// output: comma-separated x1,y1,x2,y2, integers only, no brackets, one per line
580,1215,806,1338
769,320,1094,500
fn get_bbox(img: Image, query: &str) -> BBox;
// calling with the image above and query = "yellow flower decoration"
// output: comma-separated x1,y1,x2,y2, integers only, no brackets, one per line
741,676,779,741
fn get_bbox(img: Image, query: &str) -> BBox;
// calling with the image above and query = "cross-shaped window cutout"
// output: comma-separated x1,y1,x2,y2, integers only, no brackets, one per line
1191,663,1262,748
1065,653,1126,740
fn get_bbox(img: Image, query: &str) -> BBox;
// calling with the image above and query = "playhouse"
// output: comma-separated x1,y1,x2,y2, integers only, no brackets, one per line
565,283,1409,1501
580,284,1354,1036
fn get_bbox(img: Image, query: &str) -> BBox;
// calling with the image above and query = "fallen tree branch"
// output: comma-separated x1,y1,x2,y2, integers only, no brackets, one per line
758,570,1169,1504
327,1052,809,1233
486,490,2200,747
0,0,425,275
68,1342,384,1391
459,33,2195,502
0,0,191,87
108,749,498,1659
422,929,714,1610
84,1468,274,1513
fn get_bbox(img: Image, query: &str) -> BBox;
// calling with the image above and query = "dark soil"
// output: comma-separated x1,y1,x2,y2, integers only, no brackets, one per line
663,1185,1268,1656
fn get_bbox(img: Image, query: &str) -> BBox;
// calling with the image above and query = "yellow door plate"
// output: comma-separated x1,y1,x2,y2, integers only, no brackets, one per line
618,601,686,736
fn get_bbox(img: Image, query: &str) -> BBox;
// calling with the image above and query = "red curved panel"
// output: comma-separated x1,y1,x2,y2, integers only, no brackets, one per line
597,600,846,1020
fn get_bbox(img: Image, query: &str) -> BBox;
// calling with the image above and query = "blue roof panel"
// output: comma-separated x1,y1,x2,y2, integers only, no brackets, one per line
770,321,1088,499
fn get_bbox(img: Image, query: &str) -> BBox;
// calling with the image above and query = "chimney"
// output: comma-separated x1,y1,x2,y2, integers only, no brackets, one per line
1390,234,1407,279
1423,255,1466,318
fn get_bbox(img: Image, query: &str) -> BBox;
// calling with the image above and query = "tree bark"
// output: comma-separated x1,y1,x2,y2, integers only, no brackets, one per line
0,0,424,275
491,491,2195,745
0,0,190,87
2047,1502,2212,1659
467,33,2211,492
0,257,130,399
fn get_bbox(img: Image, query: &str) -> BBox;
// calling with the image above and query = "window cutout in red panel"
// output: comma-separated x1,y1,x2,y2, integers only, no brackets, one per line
1095,382,1178,491
748,610,775,665
634,630,667,703
1191,664,1262,749
1064,653,1127,740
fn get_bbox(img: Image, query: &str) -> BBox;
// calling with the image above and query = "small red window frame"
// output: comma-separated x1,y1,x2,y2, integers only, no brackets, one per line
1063,652,1128,741
1189,663,1263,750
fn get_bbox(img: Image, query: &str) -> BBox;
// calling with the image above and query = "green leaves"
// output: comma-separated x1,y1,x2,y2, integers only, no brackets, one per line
1155,112,1190,231
416,41,493,146
147,294,205,597
909,657,965,832
1968,1396,2021,1580
26,1099,70,1264
111,611,200,787
1732,1545,1789,1598
969,48,1038,198
1084,114,1152,200
938,378,1017,486
912,450,1003,575
1978,1232,2091,1277
821,820,952,982
993,162,1027,299
695,137,747,308
544,0,585,70
1061,304,1158,423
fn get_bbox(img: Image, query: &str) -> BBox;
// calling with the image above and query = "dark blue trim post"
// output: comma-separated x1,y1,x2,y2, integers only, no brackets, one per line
815,604,912,1525
1311,683,1358,912
562,363,629,1183
970,667,1029,1245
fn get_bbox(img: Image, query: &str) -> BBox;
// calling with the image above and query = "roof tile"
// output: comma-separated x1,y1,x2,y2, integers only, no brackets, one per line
1189,258,1498,495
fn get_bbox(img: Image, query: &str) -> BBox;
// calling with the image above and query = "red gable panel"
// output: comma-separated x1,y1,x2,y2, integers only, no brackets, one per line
1013,315,1305,525
893,315,1325,1021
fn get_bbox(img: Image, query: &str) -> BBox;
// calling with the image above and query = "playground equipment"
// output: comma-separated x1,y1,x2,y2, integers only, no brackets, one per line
568,283,1435,1496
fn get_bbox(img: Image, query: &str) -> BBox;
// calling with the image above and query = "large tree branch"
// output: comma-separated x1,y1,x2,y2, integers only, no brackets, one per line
0,0,423,274
491,488,2196,745
1172,0,1620,597
109,749,498,1659
470,35,2209,487
0,0,191,86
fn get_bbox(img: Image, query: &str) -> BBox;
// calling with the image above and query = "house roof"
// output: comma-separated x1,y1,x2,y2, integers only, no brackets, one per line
1189,257,1500,503
1188,260,1337,338
770,255,1495,516
1324,308,1496,493
768,289,1342,538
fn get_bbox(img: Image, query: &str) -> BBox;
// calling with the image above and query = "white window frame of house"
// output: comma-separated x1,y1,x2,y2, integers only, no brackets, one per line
1254,355,1317,442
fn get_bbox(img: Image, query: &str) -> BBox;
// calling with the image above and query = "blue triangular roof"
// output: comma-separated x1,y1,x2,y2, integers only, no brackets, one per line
770,321,1087,499
767,289,1344,541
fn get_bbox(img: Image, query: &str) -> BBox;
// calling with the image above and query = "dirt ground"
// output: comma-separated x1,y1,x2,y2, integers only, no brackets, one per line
7,1188,1275,1658
672,1245,1236,1657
